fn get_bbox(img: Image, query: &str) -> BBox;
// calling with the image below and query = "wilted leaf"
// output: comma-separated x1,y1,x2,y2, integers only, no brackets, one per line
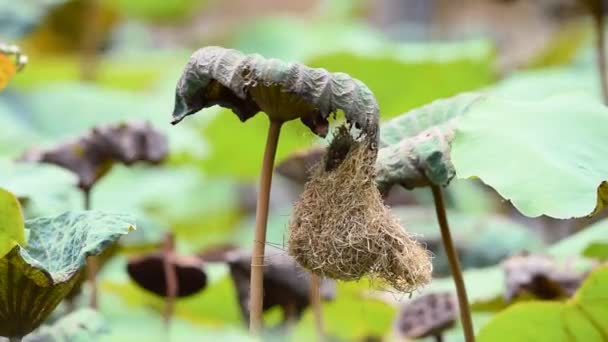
275,147,325,184
21,121,168,191
0,188,25,257
222,246,335,325
452,93,608,218
393,292,457,340
171,46,379,140
375,93,484,191
127,252,207,298
0,211,134,338
502,253,586,302
478,267,608,342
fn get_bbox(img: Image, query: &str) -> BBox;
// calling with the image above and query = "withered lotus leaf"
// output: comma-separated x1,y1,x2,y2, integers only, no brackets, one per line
502,253,586,302
171,46,379,141
394,292,457,340
127,253,207,298
204,245,335,323
0,211,134,339
21,121,168,191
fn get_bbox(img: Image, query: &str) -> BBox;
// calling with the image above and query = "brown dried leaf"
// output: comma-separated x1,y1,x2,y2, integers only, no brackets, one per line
502,252,586,302
202,245,335,323
127,252,207,298
393,292,458,339
21,121,168,190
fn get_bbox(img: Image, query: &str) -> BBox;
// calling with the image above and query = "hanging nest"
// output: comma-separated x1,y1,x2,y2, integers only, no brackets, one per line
288,126,432,292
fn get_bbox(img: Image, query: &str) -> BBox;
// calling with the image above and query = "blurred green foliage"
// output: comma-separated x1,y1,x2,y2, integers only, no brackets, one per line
1,1,607,341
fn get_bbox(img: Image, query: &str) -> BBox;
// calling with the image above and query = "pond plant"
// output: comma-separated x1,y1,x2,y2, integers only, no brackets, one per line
170,46,385,335
0,188,134,341
21,121,168,309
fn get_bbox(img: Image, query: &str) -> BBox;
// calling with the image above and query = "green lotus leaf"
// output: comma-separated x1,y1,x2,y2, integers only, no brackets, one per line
171,46,379,141
0,160,80,217
376,93,484,191
478,267,608,342
0,211,135,339
0,188,26,258
377,91,608,219
452,93,608,218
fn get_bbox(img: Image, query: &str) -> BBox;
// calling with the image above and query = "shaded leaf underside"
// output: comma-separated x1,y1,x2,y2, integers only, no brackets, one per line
172,46,379,143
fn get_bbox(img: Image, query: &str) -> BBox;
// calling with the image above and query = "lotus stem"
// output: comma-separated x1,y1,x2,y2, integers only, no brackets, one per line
430,185,474,342
592,2,608,104
83,188,99,310
249,120,282,334
163,233,178,328
310,274,325,341
9,337,22,342
80,0,102,81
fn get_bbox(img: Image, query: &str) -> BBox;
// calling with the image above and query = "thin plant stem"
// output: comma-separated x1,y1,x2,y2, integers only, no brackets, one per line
310,274,325,341
9,337,22,342
249,119,282,334
80,0,102,81
430,185,474,342
83,188,99,310
163,233,178,328
592,1,608,104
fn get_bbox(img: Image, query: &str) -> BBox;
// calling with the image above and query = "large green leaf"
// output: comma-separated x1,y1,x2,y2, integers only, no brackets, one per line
376,93,484,190
0,188,25,257
452,93,608,218
0,211,134,338
378,91,608,219
478,267,608,341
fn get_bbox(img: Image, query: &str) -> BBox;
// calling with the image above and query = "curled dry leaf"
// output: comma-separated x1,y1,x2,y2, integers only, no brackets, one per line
21,121,168,191
171,46,379,142
393,292,458,340
127,253,207,298
0,209,134,339
203,245,336,324
502,252,586,302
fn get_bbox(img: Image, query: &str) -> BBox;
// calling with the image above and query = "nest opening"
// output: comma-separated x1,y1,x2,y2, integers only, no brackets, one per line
288,126,432,292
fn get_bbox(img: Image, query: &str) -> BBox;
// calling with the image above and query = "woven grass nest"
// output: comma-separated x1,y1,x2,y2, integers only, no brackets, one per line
288,126,432,292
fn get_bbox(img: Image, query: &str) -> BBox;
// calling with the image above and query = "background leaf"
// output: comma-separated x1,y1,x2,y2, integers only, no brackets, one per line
0,188,26,257
478,267,608,342
452,93,608,218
